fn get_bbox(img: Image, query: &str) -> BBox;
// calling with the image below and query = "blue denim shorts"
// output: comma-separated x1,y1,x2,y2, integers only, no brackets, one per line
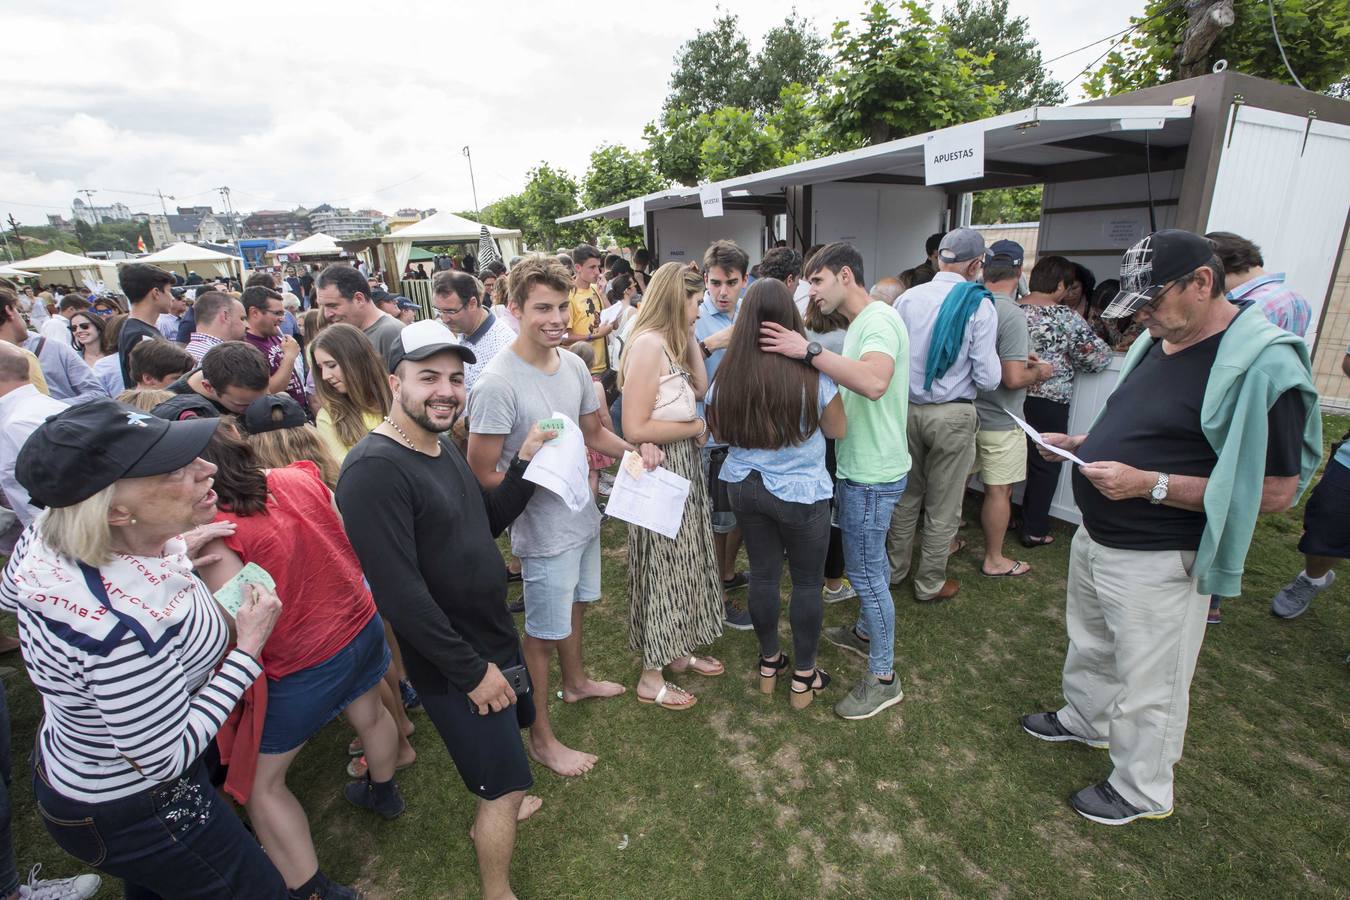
260,614,391,754
520,534,602,640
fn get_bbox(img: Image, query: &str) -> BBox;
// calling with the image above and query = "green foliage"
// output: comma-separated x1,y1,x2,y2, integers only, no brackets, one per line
942,0,1065,111
748,12,832,113
816,1,1003,147
971,186,1044,224
697,108,785,182
480,164,587,252
1086,0,1350,97
644,106,706,186
580,144,666,247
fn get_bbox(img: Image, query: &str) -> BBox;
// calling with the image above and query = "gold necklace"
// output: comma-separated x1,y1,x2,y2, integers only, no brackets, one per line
383,416,429,454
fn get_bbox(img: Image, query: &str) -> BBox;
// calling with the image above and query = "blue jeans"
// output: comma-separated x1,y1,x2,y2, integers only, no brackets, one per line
0,681,17,897
838,477,908,675
33,753,286,899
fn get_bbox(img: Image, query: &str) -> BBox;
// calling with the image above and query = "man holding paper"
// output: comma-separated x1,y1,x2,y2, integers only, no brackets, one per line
1020,230,1320,826
468,255,660,779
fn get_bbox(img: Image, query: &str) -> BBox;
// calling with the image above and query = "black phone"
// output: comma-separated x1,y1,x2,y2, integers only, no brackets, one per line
468,663,531,714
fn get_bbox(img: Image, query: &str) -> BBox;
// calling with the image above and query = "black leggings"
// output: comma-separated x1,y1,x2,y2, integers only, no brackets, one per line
824,438,845,580
726,472,831,670
1021,396,1070,540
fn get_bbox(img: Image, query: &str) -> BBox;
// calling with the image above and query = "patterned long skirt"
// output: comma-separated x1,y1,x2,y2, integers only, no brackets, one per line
627,437,724,670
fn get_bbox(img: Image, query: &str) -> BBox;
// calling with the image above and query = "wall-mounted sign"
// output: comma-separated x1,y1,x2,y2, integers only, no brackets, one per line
628,199,645,227
700,183,724,218
925,125,985,186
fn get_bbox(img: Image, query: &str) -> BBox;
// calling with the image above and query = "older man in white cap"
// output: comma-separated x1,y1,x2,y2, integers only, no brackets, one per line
886,227,1002,603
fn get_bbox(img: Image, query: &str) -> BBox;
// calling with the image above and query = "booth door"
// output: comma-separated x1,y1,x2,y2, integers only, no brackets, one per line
651,209,765,269
1207,106,1350,352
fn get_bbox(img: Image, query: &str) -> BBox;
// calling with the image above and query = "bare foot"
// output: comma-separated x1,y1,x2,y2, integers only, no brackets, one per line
669,655,724,677
561,679,626,703
528,739,597,777
396,744,417,769
400,719,415,739
470,795,543,839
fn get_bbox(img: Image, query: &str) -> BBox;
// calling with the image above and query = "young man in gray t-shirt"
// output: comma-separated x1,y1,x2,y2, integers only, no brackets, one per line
466,255,658,779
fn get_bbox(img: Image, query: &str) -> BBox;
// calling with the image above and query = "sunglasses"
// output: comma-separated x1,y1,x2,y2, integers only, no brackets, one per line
74,322,96,331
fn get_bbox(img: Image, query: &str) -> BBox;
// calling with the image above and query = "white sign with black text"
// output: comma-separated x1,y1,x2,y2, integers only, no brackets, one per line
628,199,645,228
925,125,985,186
699,183,724,218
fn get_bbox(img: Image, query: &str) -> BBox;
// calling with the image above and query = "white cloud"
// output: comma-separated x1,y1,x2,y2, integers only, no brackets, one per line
0,0,1141,227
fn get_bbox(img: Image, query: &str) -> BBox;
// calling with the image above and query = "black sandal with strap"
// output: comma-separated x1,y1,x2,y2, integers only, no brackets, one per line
790,668,831,709
758,653,790,695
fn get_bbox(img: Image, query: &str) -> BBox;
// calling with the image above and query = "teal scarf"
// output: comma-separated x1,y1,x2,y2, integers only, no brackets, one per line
923,281,992,391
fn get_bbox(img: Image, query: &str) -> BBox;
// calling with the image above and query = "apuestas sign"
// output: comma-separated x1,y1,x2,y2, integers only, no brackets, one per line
699,183,724,218
924,124,985,186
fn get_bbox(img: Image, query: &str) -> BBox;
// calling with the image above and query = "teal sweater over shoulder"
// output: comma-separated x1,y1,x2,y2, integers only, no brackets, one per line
1100,307,1322,597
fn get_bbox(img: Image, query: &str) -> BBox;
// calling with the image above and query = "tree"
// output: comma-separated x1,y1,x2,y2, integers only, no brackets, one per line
1086,0,1350,97
942,0,1065,111
748,12,831,113
816,1,1002,146
971,185,1043,224
664,14,754,117
644,105,707,186
581,144,666,246
515,164,587,252
697,108,785,181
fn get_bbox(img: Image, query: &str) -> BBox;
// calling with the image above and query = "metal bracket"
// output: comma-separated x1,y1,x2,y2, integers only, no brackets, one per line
1224,94,1245,148
1300,109,1319,157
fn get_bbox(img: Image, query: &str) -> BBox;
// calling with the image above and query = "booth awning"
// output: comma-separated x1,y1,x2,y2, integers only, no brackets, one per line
267,233,345,258
128,242,244,281
381,211,522,281
559,103,1195,222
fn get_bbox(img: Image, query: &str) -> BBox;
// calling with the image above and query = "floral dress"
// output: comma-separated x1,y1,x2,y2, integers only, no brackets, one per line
1022,303,1113,405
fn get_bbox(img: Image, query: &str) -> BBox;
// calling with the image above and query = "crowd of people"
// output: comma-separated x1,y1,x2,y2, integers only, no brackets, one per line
0,219,1340,898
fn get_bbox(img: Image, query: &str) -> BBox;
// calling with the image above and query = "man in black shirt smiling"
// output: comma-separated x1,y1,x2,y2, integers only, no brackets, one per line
336,319,555,900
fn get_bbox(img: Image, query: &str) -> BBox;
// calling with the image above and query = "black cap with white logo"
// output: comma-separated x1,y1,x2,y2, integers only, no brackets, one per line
1101,229,1216,319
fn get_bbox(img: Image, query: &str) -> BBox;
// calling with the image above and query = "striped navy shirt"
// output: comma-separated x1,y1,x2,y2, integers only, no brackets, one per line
1,527,263,801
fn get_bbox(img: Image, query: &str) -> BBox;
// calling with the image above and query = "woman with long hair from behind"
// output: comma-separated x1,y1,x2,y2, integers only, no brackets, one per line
309,323,392,462
707,279,846,707
617,262,723,709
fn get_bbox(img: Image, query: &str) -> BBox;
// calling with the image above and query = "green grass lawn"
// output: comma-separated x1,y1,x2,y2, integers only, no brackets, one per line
4,417,1348,899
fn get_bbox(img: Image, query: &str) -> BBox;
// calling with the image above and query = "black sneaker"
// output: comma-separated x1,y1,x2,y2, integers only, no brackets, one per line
721,572,749,592
1068,780,1172,825
1019,711,1108,749
507,568,523,583
344,776,406,820
723,599,753,631
506,596,525,615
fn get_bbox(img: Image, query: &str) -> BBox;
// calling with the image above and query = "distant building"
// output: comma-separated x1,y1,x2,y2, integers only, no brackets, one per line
146,208,230,249
71,198,133,226
308,204,386,238
242,210,312,241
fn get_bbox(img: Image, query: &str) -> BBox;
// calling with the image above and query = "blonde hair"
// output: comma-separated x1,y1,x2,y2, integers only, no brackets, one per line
616,262,702,388
246,424,341,488
568,341,595,368
116,388,174,412
39,484,117,566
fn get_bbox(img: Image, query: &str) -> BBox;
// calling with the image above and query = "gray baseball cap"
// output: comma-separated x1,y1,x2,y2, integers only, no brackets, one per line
937,228,986,264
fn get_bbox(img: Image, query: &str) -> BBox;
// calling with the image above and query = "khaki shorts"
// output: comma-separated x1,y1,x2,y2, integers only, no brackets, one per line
975,428,1027,486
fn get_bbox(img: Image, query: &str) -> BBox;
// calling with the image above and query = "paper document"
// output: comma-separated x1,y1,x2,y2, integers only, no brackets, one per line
523,412,592,512
604,451,691,540
1002,407,1086,466
599,302,625,326
213,563,276,617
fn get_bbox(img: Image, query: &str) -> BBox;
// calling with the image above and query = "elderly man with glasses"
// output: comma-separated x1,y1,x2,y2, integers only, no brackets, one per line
1018,230,1322,825
431,270,515,393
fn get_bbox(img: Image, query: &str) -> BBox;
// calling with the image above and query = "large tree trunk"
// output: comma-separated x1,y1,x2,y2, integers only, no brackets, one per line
1174,0,1236,79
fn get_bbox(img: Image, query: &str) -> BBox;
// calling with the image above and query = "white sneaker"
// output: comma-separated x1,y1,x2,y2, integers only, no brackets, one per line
823,580,857,604
18,864,101,900
598,471,615,497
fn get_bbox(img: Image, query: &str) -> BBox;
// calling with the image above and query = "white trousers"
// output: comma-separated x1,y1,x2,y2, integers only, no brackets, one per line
1056,526,1209,812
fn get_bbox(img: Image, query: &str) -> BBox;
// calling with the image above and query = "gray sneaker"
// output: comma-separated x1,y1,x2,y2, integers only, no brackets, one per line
834,673,904,720
822,624,869,659
1271,570,1336,619
822,580,858,604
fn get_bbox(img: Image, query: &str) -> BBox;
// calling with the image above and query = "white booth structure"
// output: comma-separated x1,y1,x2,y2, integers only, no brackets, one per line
130,242,245,283
562,72,1350,525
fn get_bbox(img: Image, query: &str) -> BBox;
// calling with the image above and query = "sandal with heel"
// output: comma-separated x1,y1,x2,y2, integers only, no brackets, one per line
790,668,831,709
758,653,790,694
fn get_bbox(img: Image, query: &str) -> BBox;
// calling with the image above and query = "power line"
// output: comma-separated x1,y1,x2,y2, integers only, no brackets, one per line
1266,0,1305,90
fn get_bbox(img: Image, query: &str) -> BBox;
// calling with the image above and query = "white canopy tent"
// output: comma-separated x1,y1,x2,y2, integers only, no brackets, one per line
266,232,345,260
130,242,244,281
381,212,521,281
0,265,37,280
13,250,119,291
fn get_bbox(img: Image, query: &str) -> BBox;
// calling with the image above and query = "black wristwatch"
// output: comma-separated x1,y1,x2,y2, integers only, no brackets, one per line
804,341,823,367
699,340,712,359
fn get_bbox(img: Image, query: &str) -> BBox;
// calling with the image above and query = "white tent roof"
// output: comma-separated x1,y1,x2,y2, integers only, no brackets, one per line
131,242,242,265
14,249,107,270
0,265,37,279
381,211,520,243
267,233,344,257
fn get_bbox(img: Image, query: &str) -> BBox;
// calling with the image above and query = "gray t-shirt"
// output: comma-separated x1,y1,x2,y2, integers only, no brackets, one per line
363,313,405,370
468,347,601,558
975,292,1029,431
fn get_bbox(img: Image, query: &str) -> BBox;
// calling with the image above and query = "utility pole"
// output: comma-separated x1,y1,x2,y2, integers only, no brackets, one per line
215,186,241,248
462,146,481,217
77,188,98,226
1,214,17,263
156,189,172,216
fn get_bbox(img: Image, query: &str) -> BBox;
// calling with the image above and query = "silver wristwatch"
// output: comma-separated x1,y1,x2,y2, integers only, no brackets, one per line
1149,472,1170,505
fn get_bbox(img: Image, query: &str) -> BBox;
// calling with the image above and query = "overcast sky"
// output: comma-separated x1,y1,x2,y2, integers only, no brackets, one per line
1,0,1142,228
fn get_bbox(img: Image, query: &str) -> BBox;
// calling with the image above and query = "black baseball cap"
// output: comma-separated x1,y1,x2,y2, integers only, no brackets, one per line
985,239,1024,267
151,394,221,422
16,398,218,510
395,296,418,312
241,393,309,435
386,319,476,373
1102,230,1215,319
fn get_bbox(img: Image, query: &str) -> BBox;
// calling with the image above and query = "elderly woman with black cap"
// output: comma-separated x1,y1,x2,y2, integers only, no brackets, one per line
0,398,287,898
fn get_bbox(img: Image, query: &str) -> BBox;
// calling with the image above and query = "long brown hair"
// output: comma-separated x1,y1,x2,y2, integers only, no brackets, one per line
707,278,821,450
616,262,702,389
246,422,342,489
310,323,391,448
198,424,270,516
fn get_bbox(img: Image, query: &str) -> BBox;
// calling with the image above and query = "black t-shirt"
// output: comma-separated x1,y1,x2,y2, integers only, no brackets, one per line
1073,323,1304,551
118,317,162,387
335,433,535,694
165,369,233,416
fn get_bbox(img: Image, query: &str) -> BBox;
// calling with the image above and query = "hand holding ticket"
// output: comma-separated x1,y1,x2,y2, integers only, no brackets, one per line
1001,407,1087,466
214,563,277,617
